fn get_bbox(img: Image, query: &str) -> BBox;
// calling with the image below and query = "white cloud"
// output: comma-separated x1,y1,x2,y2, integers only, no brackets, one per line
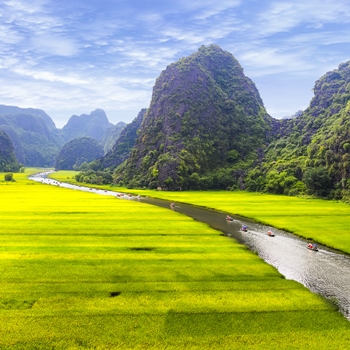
258,0,350,36
31,34,79,56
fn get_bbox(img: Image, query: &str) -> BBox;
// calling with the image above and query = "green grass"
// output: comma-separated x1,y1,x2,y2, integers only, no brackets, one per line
113,188,350,255
0,170,349,349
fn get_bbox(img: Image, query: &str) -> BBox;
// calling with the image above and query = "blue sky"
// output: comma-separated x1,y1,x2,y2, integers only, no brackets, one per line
1,0,350,128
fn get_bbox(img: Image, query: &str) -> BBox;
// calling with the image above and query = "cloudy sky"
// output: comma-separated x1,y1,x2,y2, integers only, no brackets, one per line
1,0,350,128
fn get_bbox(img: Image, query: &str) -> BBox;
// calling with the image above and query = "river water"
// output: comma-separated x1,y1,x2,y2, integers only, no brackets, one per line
30,172,350,319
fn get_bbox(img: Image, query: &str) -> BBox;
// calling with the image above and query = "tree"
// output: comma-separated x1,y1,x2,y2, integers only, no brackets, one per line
4,173,13,181
303,166,332,196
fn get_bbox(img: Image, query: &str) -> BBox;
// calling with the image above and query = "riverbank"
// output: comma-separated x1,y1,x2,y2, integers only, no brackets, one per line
0,169,348,349
71,183,350,256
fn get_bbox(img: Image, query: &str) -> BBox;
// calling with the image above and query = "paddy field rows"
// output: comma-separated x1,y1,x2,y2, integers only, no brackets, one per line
108,187,350,255
0,170,349,349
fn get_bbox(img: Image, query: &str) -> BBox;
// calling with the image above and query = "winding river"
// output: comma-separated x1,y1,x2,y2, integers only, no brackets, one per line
30,172,350,320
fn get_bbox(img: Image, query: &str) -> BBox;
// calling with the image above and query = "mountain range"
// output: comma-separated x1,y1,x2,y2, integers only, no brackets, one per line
2,44,350,200
89,44,349,200
0,106,126,167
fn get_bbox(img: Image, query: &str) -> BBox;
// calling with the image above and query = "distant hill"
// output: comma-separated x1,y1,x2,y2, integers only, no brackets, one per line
60,109,113,143
113,45,272,189
0,105,125,167
97,109,146,170
0,130,20,172
0,105,56,129
100,121,127,153
55,137,104,170
0,106,62,166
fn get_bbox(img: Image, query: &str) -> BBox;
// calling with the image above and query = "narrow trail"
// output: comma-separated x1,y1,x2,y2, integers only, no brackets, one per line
30,171,350,320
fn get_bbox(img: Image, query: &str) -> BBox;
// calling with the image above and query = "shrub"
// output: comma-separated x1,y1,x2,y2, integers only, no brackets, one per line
4,173,13,181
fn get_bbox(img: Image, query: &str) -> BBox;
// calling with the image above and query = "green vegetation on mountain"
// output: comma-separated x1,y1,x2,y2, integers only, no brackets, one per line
74,110,145,184
71,46,350,201
113,45,272,189
0,105,125,167
98,109,146,169
60,108,113,143
0,106,62,166
0,130,20,172
100,121,126,152
55,137,104,170
245,61,350,200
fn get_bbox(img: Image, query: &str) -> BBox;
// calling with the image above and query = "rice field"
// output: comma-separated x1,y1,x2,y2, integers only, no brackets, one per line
114,188,350,255
1,170,349,349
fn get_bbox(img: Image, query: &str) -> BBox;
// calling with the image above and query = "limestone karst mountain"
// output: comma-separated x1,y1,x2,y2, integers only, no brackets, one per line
114,44,272,189
60,109,113,143
55,137,104,170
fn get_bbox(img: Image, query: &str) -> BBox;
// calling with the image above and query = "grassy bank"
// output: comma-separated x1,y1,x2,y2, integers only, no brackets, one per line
101,188,350,255
0,170,340,348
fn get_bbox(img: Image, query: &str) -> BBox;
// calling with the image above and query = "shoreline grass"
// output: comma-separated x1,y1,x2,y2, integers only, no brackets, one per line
0,169,346,348
90,186,350,255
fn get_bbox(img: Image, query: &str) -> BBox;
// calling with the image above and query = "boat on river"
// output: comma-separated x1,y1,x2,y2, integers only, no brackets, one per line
226,215,234,222
267,230,275,237
241,225,248,232
307,243,318,251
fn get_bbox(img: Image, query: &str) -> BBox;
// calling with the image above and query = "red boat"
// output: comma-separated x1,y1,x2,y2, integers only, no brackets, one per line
267,231,275,237
226,215,233,222
307,243,318,251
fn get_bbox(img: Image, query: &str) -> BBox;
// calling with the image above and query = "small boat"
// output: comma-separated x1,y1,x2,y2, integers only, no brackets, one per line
267,231,275,237
226,215,233,222
241,225,248,232
307,244,318,251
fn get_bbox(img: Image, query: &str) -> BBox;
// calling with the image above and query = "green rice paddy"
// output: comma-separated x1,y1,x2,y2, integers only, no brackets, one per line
114,188,350,255
1,170,350,349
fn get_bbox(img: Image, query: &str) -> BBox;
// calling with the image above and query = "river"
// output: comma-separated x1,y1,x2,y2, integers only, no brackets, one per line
30,172,350,319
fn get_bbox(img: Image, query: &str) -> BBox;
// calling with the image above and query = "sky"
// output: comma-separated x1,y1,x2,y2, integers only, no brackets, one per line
1,0,350,128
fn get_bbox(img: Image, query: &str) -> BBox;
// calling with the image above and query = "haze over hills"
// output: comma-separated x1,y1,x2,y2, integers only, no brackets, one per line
0,129,20,172
0,106,62,166
0,105,126,167
55,137,104,170
60,109,114,143
100,121,127,153
97,109,147,171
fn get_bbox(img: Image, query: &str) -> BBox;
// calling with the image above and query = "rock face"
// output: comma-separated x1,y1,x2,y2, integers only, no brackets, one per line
98,109,146,170
116,45,272,189
61,109,113,143
0,105,62,166
100,121,127,153
55,137,104,170
0,130,20,172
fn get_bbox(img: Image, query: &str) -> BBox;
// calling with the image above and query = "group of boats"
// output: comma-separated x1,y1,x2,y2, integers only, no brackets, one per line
225,215,318,251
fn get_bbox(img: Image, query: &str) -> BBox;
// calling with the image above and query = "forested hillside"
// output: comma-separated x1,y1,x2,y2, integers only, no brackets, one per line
0,106,62,166
55,137,104,170
113,45,272,189
246,60,350,199
0,105,125,167
72,46,350,200
100,121,126,153
0,130,21,172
